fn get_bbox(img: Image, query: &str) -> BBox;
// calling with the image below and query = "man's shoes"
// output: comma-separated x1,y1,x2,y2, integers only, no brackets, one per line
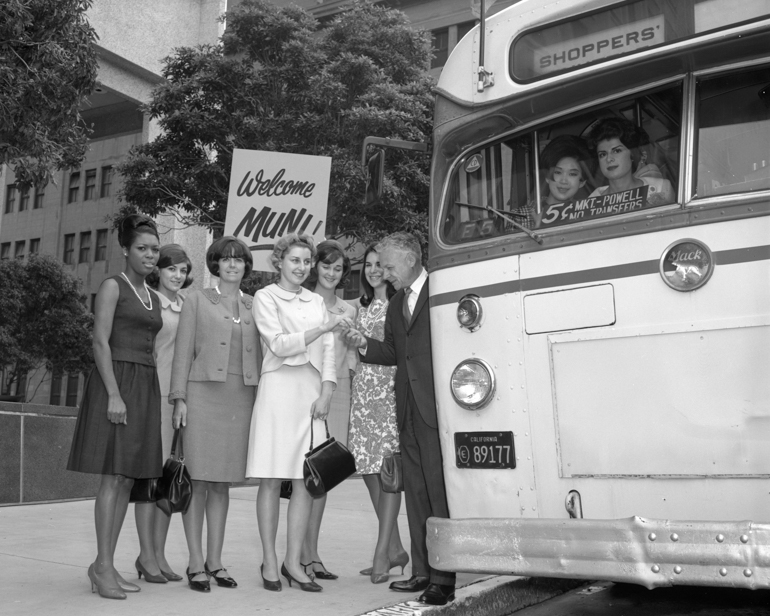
418,583,455,606
389,575,429,593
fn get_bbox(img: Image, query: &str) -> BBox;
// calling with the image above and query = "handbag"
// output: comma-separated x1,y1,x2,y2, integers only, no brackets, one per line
303,420,357,498
155,428,193,516
129,477,159,503
380,451,403,493
279,480,293,500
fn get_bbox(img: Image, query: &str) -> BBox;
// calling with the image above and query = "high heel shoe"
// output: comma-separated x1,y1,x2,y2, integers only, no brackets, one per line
281,563,322,592
307,560,337,580
204,562,237,588
135,558,168,584
300,562,316,580
88,564,127,600
186,567,211,593
114,571,140,593
370,554,391,584
359,551,409,576
160,568,183,582
261,564,282,592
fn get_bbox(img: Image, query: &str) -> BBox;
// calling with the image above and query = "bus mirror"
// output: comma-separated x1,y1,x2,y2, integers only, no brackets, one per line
365,149,385,207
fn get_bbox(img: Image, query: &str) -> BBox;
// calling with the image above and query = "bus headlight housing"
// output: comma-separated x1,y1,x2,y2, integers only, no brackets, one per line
457,294,483,331
450,359,495,410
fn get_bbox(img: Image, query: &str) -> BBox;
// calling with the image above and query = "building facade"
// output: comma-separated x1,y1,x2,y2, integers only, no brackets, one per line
0,1,226,405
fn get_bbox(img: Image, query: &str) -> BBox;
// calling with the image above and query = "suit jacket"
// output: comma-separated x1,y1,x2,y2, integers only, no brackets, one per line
364,277,438,431
169,288,262,402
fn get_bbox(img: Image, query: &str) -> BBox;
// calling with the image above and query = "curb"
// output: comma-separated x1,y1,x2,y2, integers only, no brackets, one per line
355,576,586,616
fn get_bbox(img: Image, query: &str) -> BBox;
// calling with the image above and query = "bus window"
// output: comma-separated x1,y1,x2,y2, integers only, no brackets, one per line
441,83,681,243
694,65,770,199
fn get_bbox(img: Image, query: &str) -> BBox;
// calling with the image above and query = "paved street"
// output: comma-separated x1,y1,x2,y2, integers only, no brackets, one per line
1,478,498,616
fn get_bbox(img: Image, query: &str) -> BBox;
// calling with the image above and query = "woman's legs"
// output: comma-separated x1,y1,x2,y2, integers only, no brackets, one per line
94,474,132,584
257,479,281,580
363,473,406,572
135,502,163,576
301,493,328,574
152,507,174,573
181,479,208,581
203,482,229,571
285,478,314,583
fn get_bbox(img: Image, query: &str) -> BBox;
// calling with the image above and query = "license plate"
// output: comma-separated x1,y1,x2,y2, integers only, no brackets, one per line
454,432,515,469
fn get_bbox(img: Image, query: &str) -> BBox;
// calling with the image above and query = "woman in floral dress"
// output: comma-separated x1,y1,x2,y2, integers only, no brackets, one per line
348,243,408,584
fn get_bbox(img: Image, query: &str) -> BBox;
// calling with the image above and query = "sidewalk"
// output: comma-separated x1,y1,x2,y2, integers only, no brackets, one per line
1,477,501,616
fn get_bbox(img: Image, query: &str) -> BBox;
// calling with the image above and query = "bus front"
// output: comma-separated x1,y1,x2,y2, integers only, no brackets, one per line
425,0,770,589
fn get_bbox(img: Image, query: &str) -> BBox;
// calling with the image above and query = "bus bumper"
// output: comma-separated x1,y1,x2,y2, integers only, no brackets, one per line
426,516,770,589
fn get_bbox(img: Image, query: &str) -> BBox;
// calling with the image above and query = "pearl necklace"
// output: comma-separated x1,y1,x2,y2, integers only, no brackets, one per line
121,273,153,311
276,282,301,295
215,286,243,323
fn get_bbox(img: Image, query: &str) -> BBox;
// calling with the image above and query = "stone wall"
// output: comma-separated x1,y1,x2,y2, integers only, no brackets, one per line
0,401,99,505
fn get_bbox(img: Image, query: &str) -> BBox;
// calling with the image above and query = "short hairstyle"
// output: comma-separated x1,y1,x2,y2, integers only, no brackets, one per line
305,239,351,289
375,232,422,265
540,134,596,181
587,117,648,163
269,233,316,271
359,242,396,307
146,244,194,290
206,236,253,277
117,213,158,248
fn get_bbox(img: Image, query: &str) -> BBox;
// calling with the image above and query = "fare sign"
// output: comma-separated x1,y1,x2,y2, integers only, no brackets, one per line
539,185,652,228
659,239,714,291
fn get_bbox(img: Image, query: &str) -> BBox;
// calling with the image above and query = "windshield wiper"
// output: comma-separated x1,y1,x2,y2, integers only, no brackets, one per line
455,201,543,244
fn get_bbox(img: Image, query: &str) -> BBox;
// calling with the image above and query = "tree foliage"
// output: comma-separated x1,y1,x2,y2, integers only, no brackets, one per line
0,255,94,401
0,0,98,187
119,0,434,248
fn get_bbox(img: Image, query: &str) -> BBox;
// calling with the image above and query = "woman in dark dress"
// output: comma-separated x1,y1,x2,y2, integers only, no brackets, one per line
67,214,163,600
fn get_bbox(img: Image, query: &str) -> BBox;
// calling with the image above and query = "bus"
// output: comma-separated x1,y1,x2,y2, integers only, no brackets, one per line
420,0,769,590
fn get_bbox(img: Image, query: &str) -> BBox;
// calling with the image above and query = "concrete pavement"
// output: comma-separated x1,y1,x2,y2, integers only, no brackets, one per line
0,477,498,616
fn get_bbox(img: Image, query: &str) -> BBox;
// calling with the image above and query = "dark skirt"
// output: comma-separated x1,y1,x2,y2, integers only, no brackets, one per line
67,361,163,478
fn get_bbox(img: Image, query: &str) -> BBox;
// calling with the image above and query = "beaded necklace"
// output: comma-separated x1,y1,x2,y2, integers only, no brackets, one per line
120,273,153,311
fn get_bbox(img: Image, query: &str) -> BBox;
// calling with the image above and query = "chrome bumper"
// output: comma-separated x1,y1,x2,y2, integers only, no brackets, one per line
427,516,770,589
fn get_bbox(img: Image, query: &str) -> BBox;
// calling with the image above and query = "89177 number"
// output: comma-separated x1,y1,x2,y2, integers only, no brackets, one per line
454,432,515,469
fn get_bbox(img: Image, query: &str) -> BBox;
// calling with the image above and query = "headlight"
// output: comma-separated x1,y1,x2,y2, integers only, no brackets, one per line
450,358,495,410
457,294,483,331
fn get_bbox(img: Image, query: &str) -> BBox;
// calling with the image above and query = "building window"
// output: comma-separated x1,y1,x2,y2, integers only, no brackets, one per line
4,185,15,214
431,28,449,69
95,228,109,261
84,169,97,200
79,231,91,263
0,243,10,260
34,184,45,209
63,233,75,264
100,166,113,198
49,370,63,405
68,172,80,203
14,240,25,259
66,373,80,407
18,185,30,212
29,238,40,255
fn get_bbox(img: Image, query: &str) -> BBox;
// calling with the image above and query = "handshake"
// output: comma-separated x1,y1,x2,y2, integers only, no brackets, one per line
329,316,367,348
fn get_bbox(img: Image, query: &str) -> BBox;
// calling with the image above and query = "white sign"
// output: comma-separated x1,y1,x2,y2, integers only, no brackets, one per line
532,15,665,77
224,149,331,272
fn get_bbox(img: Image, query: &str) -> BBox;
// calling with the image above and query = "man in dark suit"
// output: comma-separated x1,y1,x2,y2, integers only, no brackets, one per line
344,232,455,606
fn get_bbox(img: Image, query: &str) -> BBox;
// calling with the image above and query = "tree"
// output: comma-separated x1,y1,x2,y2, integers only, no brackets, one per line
119,0,434,249
0,0,98,187
0,254,93,401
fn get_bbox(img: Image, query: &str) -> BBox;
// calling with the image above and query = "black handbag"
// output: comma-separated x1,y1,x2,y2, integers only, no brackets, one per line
155,428,193,516
303,421,357,498
129,477,159,503
279,480,293,499
380,451,403,493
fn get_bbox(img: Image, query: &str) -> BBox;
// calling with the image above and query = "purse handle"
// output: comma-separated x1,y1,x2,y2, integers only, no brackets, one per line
170,427,185,461
308,420,331,451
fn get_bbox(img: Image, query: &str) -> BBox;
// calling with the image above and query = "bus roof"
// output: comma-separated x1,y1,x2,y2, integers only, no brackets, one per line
437,0,770,105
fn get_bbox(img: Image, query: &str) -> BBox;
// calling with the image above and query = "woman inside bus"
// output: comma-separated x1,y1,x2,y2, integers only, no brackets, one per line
510,134,595,229
587,117,675,206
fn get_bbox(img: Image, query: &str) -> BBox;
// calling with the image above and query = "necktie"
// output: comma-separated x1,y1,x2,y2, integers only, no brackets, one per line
402,287,412,324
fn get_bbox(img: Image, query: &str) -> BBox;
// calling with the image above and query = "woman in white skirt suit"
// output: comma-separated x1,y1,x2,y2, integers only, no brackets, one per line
245,233,342,593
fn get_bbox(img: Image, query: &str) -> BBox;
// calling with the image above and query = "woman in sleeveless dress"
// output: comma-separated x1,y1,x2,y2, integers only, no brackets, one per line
347,243,407,583
67,214,163,600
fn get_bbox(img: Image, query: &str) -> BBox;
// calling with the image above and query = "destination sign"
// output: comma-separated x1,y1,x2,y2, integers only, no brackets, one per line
539,185,651,229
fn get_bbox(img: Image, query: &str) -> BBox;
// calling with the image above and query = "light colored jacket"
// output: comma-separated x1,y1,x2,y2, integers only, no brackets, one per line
169,288,261,402
254,284,336,385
